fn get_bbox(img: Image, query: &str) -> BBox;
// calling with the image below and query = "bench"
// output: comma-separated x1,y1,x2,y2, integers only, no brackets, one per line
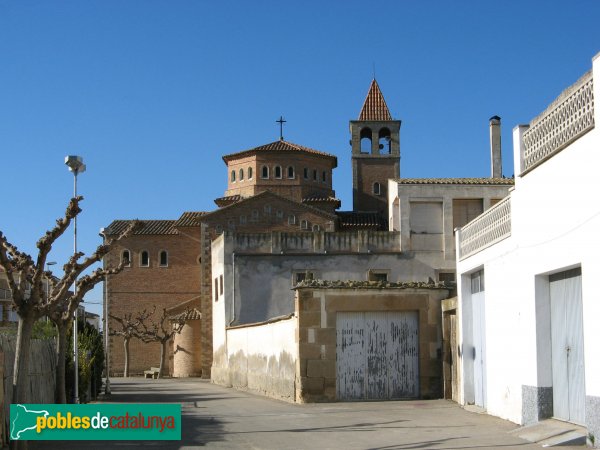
144,367,160,379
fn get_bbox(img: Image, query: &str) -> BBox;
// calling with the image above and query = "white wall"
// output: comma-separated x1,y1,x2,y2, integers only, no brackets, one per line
457,53,600,427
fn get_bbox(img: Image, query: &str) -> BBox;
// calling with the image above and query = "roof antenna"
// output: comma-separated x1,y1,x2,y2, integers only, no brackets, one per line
373,62,376,80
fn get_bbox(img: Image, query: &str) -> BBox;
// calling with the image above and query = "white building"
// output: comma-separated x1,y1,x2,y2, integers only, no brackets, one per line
455,53,599,444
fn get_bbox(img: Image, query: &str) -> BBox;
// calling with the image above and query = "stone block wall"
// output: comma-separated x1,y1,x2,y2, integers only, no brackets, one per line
294,284,450,402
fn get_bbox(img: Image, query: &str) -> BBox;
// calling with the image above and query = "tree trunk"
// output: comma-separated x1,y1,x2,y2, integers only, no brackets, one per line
11,315,35,450
54,322,69,403
12,315,35,404
158,340,168,379
123,337,130,377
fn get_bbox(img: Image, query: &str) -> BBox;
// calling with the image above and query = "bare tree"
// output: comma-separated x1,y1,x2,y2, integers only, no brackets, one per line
108,308,154,377
138,308,187,378
0,196,140,407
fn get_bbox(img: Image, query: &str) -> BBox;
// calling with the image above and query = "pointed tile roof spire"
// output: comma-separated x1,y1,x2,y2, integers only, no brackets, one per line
358,79,392,121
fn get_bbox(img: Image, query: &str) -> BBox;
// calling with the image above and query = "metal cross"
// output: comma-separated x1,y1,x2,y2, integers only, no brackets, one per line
276,115,286,140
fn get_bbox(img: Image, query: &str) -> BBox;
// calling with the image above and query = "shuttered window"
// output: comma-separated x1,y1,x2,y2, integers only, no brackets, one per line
453,199,484,229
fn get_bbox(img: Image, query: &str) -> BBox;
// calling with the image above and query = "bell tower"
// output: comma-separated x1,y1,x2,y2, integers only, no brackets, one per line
350,79,401,213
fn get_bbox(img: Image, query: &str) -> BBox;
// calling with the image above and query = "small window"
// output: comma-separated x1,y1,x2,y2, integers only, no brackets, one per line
373,182,381,196
322,171,327,183
219,274,224,295
471,270,485,293
159,250,168,267
215,225,223,235
276,210,284,219
288,214,296,225
121,250,131,267
231,170,236,183
248,167,253,179
252,209,259,219
303,168,309,179
240,215,247,224
368,270,389,282
294,271,314,285
301,220,308,230
197,255,202,265
264,204,271,214
274,165,282,179
228,219,235,230
312,224,320,232
140,250,149,267
214,277,219,301
313,170,317,181
239,168,244,181
438,272,456,284
287,166,295,179
261,166,269,179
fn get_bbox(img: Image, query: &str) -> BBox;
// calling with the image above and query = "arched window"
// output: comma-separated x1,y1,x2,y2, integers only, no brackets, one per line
264,204,271,214
288,214,296,225
360,127,372,153
287,166,295,179
121,250,131,267
378,127,391,154
301,220,309,230
261,165,269,179
231,170,236,182
215,225,223,235
140,250,149,267
274,165,282,179
322,171,327,183
228,219,235,230
252,209,259,220
313,170,317,181
239,168,244,181
159,250,168,267
248,167,253,179
312,224,320,232
303,168,309,179
373,182,381,196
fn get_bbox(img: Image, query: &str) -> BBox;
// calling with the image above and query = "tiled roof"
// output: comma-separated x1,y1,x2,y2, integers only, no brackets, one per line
337,211,385,229
173,211,206,227
214,195,243,207
222,140,337,166
393,177,515,185
359,79,393,121
169,308,202,321
104,220,178,236
201,190,338,220
302,195,341,207
294,280,451,290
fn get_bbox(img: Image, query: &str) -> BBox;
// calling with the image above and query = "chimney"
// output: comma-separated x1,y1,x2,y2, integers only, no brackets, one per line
489,115,502,178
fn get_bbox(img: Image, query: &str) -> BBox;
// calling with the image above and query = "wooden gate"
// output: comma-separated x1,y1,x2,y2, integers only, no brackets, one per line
336,311,419,400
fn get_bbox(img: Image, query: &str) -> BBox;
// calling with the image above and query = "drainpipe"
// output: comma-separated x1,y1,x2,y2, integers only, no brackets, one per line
230,252,236,326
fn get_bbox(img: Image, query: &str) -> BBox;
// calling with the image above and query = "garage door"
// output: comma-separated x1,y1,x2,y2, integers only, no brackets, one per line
336,311,419,400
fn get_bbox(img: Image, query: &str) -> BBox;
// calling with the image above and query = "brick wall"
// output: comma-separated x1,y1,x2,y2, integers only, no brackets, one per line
105,228,202,376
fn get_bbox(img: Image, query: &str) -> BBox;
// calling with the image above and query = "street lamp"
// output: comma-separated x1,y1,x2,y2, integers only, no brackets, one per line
65,155,86,404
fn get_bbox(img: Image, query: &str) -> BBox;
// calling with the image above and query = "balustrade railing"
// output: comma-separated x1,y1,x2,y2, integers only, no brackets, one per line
522,72,594,173
459,196,511,260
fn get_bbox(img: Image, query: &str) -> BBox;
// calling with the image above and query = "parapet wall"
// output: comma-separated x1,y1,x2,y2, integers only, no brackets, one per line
230,230,401,254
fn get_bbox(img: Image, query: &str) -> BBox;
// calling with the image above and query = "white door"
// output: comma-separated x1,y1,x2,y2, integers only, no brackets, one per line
336,311,419,400
550,268,585,424
471,270,487,408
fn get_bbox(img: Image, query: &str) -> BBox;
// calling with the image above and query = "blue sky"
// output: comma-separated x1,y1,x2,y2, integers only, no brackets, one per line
1,0,599,316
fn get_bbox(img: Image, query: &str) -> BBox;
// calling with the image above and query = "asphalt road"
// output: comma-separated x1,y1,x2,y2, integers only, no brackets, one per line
30,378,575,449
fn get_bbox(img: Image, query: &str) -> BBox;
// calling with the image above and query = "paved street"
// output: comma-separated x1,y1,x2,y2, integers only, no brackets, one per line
33,378,578,450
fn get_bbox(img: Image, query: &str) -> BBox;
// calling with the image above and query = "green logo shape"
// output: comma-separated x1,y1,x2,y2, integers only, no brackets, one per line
10,404,181,441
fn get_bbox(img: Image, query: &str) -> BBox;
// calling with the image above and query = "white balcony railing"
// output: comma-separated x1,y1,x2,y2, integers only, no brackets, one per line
458,196,511,260
522,71,594,173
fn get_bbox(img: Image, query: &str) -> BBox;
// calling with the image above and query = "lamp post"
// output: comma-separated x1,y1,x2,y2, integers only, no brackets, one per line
65,155,86,404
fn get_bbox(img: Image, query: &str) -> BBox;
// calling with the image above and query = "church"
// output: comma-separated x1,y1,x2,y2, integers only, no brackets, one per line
103,79,512,400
